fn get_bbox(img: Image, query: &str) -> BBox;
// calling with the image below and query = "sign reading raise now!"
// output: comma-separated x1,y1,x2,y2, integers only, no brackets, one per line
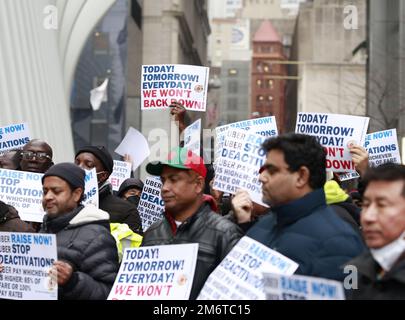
141,64,209,112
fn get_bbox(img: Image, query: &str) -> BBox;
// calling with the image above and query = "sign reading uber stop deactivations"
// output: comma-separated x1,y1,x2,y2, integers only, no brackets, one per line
0,232,57,300
0,122,31,152
197,237,298,300
108,243,199,300
213,128,267,206
295,112,369,172
137,177,165,232
141,64,209,112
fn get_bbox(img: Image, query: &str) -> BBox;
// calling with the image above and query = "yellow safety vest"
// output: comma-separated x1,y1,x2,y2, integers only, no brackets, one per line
110,223,143,262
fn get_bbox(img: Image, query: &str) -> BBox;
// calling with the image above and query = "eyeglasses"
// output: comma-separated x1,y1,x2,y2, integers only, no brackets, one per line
21,151,52,162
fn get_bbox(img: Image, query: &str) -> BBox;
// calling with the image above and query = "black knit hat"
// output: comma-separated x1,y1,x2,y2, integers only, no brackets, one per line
42,162,85,190
117,178,144,197
75,146,114,174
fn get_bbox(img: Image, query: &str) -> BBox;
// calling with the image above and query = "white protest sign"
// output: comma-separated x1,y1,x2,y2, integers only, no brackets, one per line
0,122,31,152
138,176,165,232
364,129,401,167
262,272,345,300
213,128,268,206
197,236,298,300
0,169,44,222
0,232,57,300
184,119,201,157
115,127,150,172
81,168,99,208
109,160,132,192
108,243,199,300
337,171,360,182
215,116,278,162
141,64,209,112
295,112,369,172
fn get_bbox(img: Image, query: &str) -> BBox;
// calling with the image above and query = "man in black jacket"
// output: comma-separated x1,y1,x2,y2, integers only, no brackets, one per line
41,162,119,300
346,163,405,299
75,145,143,235
142,147,243,299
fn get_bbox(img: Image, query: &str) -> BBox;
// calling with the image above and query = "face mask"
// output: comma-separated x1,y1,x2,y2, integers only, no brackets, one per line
126,195,140,207
370,231,405,271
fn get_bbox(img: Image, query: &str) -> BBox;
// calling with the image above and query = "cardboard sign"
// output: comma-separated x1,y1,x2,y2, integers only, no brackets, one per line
0,232,57,300
0,122,31,152
108,244,199,300
365,129,401,167
137,177,165,232
109,160,132,192
263,272,345,300
213,128,268,206
197,237,298,300
141,64,209,112
184,119,201,157
295,112,369,172
0,169,44,222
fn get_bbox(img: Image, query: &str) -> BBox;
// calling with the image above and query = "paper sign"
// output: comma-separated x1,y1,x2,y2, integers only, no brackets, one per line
262,272,345,300
215,116,278,163
81,168,99,208
213,128,268,206
0,232,57,300
109,160,132,192
0,122,31,152
141,64,209,112
108,243,199,300
137,177,165,231
0,169,44,222
337,171,360,182
295,112,369,172
184,119,201,157
197,236,298,300
115,127,150,172
364,129,401,167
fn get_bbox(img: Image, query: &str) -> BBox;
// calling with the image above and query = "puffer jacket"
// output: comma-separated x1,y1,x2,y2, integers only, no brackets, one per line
246,188,365,281
40,205,119,300
99,183,143,235
0,201,35,232
142,200,244,300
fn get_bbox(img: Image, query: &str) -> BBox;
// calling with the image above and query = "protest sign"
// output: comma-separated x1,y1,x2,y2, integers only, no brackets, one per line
137,176,165,231
262,272,345,300
197,236,298,300
184,119,201,157
295,112,369,172
0,232,57,300
108,243,199,300
141,64,209,112
0,169,44,222
337,171,360,182
364,129,401,167
109,160,132,192
0,122,30,152
213,128,268,206
115,127,150,172
81,168,99,208
215,116,278,163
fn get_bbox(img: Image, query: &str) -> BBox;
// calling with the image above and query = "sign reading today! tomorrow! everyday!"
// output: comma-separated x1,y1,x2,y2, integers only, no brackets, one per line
0,232,57,300
141,64,209,112
108,244,199,300
295,112,369,172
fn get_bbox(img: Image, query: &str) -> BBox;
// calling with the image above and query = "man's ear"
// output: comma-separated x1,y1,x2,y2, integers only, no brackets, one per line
195,175,205,194
72,188,84,203
296,166,310,188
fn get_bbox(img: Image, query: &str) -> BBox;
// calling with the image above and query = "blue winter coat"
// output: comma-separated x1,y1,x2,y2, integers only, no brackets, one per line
246,188,365,281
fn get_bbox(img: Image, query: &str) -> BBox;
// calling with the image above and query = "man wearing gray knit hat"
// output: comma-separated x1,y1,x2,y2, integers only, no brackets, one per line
40,162,119,300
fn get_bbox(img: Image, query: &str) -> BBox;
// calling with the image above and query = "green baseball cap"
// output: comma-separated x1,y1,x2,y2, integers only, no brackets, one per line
146,147,207,178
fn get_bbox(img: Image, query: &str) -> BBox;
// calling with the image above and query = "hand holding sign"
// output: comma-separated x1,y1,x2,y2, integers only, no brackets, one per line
349,144,369,177
231,189,253,224
52,260,73,286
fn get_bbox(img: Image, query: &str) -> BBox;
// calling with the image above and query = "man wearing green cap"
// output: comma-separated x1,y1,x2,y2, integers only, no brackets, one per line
142,147,243,300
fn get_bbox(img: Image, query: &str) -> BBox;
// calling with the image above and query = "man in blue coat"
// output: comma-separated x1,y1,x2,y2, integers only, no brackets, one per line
245,133,365,281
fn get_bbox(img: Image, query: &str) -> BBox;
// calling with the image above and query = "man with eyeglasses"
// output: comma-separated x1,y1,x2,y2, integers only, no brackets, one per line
243,133,365,281
20,139,53,173
75,146,143,235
